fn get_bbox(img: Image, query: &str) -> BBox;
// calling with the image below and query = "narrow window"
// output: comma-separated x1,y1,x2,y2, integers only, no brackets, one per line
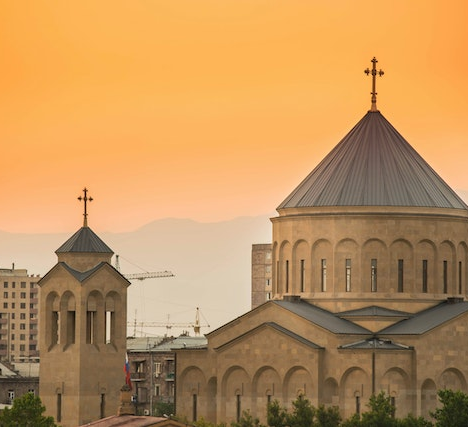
276,261,279,293
355,396,360,415
67,311,75,345
459,261,462,294
192,394,198,422
236,394,241,422
155,384,160,396
87,311,96,344
57,393,62,422
390,396,396,418
105,311,112,344
52,311,60,345
321,259,327,292
100,393,105,419
345,259,351,292
443,260,448,294
398,259,404,292
300,259,305,292
371,259,377,292
285,260,289,293
422,260,428,293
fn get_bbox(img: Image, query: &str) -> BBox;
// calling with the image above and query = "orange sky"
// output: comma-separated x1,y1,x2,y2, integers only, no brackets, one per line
1,0,468,233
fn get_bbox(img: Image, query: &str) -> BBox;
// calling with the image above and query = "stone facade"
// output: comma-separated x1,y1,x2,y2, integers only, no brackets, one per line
39,226,130,426
175,108,468,424
251,244,272,309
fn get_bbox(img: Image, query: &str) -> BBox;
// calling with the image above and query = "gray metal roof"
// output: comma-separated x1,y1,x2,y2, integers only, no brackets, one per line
279,111,468,210
273,299,371,335
339,337,413,350
338,305,411,318
127,336,207,352
60,261,106,282
56,227,114,254
378,301,468,335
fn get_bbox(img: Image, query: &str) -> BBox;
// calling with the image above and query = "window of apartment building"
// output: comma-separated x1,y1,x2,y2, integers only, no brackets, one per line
20,282,26,288
371,259,378,292
154,384,160,396
7,390,14,404
20,313,25,320
3,292,7,299
20,303,25,309
154,362,162,376
11,313,14,320
11,303,15,309
11,323,15,330
11,333,15,340
398,259,404,292
20,344,25,352
3,303,7,309
30,293,34,299
300,259,305,292
20,324,25,330
10,344,14,351
29,345,36,351
11,282,15,288
20,334,25,341
443,261,448,294
346,259,351,292
30,282,35,288
321,259,327,292
11,292,15,298
20,292,26,299
3,282,7,288
422,260,428,293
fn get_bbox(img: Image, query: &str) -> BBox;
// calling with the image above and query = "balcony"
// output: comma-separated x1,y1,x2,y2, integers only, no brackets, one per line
130,372,146,381
165,372,175,381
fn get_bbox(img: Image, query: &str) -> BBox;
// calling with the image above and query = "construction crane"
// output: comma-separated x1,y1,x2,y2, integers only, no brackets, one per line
115,255,174,280
128,307,209,337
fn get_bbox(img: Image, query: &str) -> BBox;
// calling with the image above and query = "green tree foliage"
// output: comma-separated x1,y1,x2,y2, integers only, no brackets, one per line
0,393,56,427
287,395,315,427
360,391,396,427
230,410,263,427
430,389,468,427
153,401,175,417
267,399,288,427
315,404,342,427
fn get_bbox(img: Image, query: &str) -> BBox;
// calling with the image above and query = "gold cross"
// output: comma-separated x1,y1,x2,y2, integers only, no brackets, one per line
364,57,384,112
77,188,93,227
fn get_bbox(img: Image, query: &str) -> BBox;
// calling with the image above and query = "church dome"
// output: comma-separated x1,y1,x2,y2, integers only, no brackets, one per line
279,110,467,211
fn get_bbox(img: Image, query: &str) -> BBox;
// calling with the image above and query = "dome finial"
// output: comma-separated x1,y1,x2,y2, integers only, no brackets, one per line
77,187,93,227
364,57,384,112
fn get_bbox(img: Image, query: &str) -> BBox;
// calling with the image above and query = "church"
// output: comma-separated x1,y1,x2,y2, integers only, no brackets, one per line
174,59,468,423
38,189,130,426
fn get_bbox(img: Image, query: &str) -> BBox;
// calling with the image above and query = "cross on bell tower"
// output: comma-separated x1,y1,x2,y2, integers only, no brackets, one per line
364,57,384,112
78,187,93,227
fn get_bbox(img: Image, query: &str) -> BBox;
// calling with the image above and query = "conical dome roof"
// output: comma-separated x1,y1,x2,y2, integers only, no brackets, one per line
56,226,113,254
278,111,467,211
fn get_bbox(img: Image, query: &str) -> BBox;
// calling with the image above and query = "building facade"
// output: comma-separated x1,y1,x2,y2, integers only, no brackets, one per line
38,202,130,426
0,266,40,363
251,244,272,309
176,79,468,423
127,335,207,416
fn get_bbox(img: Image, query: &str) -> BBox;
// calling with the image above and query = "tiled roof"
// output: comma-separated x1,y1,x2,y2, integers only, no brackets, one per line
273,300,371,335
378,301,468,335
56,227,113,254
279,111,468,210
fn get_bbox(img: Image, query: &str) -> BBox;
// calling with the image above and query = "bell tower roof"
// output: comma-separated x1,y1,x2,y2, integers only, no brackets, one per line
55,226,113,254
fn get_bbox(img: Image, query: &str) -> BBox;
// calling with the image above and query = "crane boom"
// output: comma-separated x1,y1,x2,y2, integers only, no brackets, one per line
123,271,174,280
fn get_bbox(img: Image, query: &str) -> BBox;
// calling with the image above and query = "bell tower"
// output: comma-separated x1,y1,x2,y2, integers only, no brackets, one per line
39,189,130,426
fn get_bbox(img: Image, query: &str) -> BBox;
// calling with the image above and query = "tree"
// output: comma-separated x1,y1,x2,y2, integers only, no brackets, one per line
0,393,56,426
359,391,397,427
267,400,288,427
230,410,264,427
287,395,315,427
430,389,468,427
314,404,341,427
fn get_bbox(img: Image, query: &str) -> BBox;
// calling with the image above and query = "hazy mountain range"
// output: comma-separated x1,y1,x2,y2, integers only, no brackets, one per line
0,215,274,337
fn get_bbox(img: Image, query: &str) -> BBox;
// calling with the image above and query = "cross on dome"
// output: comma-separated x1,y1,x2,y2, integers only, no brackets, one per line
77,187,93,227
364,57,384,112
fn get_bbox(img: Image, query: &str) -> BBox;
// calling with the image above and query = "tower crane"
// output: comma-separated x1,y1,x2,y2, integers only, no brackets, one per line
115,254,174,280
128,307,209,337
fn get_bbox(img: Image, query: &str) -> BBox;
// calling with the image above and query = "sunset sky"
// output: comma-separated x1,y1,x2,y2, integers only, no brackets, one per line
1,0,468,234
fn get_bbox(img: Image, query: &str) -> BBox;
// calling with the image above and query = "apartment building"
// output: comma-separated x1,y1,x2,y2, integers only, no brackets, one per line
0,266,40,363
